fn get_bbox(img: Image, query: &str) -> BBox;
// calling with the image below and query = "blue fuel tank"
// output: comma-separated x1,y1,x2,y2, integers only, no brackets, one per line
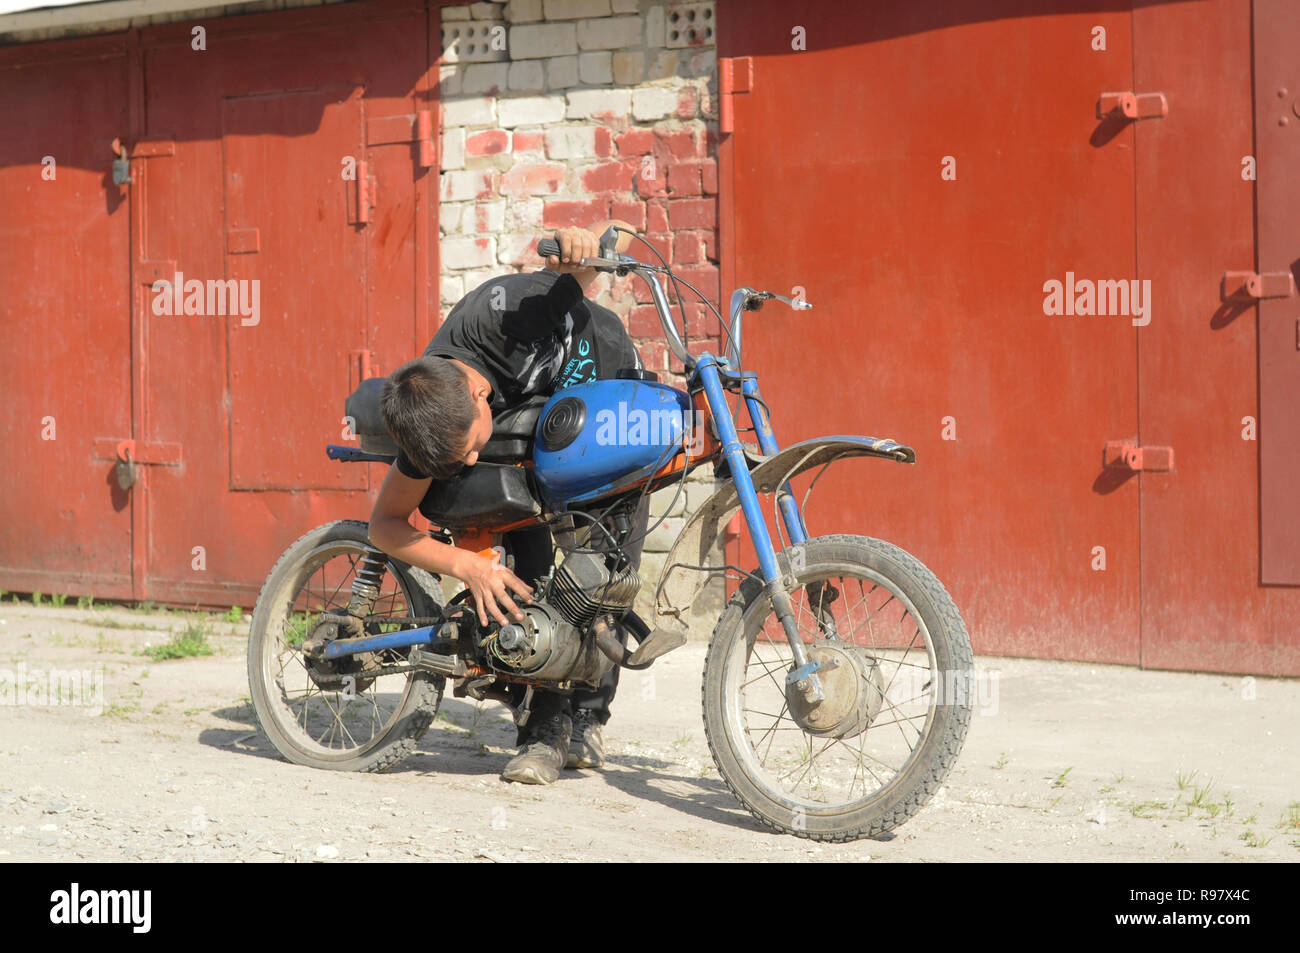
532,379,693,504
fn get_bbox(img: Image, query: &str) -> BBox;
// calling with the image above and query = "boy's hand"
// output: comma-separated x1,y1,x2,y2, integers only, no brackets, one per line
542,226,602,274
453,550,534,627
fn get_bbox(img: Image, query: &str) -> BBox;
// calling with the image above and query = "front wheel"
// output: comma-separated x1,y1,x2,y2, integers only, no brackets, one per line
702,534,973,841
247,519,445,773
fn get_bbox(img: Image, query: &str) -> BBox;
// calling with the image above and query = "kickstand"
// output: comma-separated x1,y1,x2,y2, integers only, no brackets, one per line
512,686,533,728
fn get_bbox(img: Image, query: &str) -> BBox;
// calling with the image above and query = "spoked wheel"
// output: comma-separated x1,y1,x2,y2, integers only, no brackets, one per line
247,520,444,772
702,534,973,841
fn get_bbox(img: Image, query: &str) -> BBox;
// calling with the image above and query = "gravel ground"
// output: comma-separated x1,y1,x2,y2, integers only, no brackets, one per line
0,602,1296,862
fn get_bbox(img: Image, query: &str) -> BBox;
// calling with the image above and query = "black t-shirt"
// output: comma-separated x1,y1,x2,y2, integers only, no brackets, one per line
395,270,642,479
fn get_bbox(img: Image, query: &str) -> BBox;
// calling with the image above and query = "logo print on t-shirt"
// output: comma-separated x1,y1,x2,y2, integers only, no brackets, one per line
554,332,597,389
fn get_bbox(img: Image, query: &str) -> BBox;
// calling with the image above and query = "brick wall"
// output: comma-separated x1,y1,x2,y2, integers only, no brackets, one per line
437,0,724,630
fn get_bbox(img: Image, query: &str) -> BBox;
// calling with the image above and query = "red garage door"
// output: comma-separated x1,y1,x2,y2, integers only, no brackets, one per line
720,1,1143,665
0,38,135,601
0,1,439,607
720,0,1300,674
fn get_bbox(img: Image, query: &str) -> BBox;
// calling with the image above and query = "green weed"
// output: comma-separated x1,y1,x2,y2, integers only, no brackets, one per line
137,621,214,661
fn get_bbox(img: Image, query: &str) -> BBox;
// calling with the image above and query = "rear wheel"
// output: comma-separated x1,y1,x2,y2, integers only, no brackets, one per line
702,534,973,841
247,519,444,772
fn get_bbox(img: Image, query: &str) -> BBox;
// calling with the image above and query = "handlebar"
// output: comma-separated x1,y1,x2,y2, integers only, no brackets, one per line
534,235,811,372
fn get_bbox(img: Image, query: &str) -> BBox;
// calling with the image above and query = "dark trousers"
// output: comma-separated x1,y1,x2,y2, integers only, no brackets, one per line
504,495,651,743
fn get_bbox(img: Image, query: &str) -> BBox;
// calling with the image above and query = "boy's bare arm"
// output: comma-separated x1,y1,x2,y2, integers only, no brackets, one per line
367,465,532,625
542,220,636,291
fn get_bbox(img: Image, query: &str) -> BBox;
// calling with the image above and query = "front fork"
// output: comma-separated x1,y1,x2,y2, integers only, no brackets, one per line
696,356,826,704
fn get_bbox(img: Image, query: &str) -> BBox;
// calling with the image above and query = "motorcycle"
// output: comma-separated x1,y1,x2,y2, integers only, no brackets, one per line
246,229,973,841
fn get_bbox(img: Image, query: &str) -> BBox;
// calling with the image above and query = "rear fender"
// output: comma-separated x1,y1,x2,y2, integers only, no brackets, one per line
654,435,915,625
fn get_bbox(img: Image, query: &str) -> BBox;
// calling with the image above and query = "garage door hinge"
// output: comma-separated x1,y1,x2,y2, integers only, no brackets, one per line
1103,440,1174,472
1222,270,1296,300
719,56,753,134
1096,91,1168,120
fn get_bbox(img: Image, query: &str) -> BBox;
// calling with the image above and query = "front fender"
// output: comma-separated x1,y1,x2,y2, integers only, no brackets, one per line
654,435,915,623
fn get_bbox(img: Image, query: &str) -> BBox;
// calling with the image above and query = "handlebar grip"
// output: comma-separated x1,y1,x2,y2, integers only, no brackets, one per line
537,237,561,259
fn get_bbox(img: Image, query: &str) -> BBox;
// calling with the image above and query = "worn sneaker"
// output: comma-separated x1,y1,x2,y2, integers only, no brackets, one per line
566,709,605,769
501,711,571,785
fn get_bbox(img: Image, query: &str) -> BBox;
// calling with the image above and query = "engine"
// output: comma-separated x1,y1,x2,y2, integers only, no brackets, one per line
480,547,641,686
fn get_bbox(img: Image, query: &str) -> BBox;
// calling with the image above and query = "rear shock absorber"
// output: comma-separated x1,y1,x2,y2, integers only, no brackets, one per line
345,546,389,623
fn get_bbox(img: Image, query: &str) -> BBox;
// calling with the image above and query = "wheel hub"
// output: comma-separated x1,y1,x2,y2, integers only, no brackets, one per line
786,643,886,739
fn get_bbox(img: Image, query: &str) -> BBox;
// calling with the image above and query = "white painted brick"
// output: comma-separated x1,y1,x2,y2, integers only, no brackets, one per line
440,127,466,171
650,485,686,518
441,274,465,304
442,5,471,20
506,197,544,230
504,0,542,22
546,54,579,89
566,87,631,119
542,0,611,18
645,3,664,48
611,0,638,11
441,96,496,126
461,200,506,233
612,49,644,84
470,1,504,17
440,169,495,202
544,125,596,159
509,22,577,59
442,236,498,270
645,515,686,551
461,62,510,94
508,59,545,91
631,85,677,121
497,232,540,265
439,64,463,96
578,50,613,85
577,15,641,50
460,266,510,290
498,94,566,127
647,49,678,80
439,201,465,233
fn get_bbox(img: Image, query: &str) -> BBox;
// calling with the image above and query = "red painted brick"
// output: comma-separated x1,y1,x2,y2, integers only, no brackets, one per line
628,305,661,338
668,197,716,230
672,230,706,264
658,127,702,159
676,88,698,119
685,302,714,336
635,157,667,198
542,197,611,229
466,129,509,156
616,128,655,156
594,126,614,157
610,198,646,231
637,341,669,372
671,264,719,303
667,161,702,197
580,160,635,194
687,337,722,359
646,198,668,233
513,130,544,153
700,158,718,195
501,162,566,196
702,228,717,260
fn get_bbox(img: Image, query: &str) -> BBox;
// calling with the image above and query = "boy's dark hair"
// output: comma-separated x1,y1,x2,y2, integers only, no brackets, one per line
380,356,477,481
